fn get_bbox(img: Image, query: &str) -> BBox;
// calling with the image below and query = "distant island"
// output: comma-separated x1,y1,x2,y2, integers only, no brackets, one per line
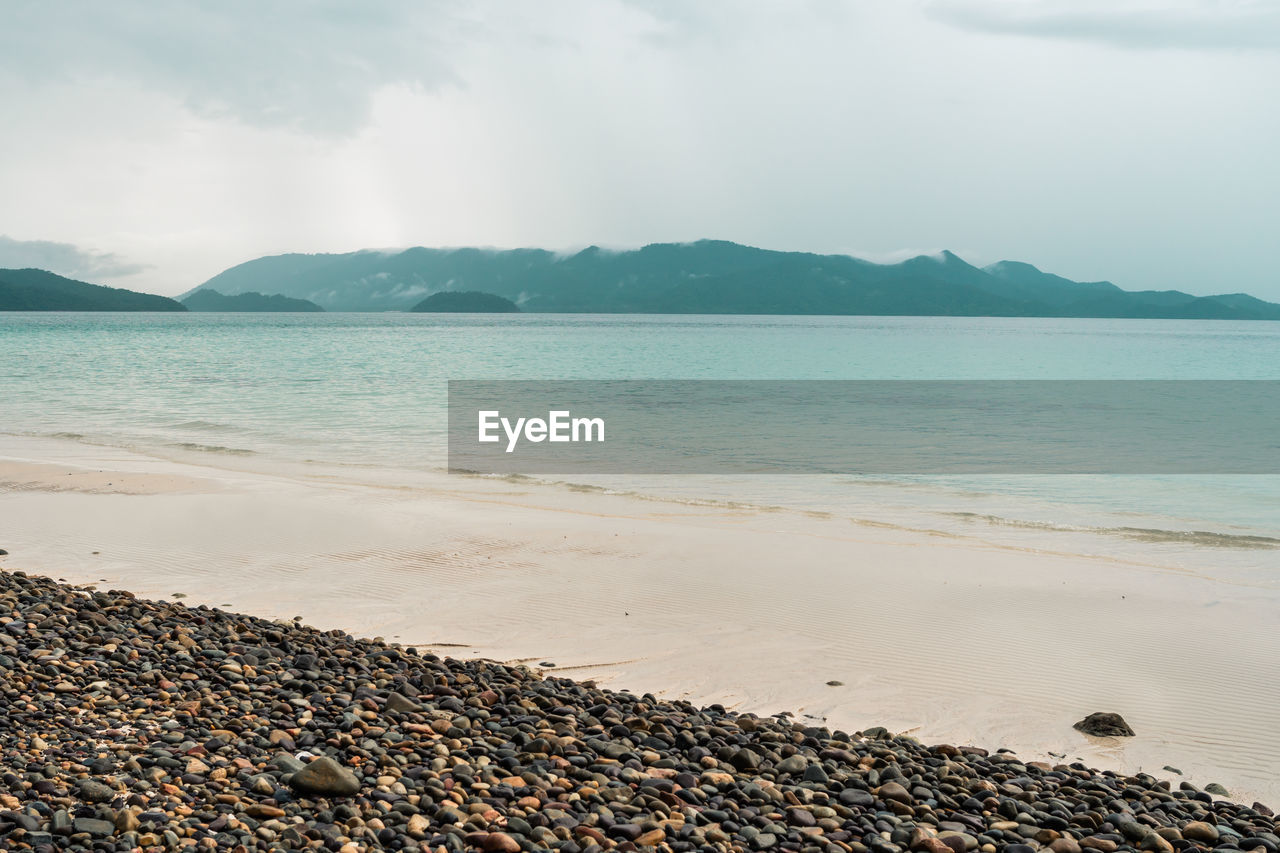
182,288,324,312
183,241,1280,319
0,268,185,311
410,291,519,313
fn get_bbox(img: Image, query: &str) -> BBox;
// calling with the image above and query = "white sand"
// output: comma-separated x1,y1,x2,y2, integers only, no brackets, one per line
2,433,1277,807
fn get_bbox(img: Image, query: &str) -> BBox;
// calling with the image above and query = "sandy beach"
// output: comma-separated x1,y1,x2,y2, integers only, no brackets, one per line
2,434,1277,808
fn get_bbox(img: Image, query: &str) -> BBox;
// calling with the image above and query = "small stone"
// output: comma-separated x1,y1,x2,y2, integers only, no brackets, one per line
878,781,912,805
1079,839,1117,853
384,692,422,713
481,832,522,853
1140,832,1174,853
635,828,666,846
246,803,286,819
77,779,115,803
288,756,361,796
776,754,808,775
1205,782,1230,796
1182,822,1219,843
73,817,116,837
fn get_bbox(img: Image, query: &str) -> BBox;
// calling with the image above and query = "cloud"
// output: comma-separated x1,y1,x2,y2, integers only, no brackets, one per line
0,0,462,136
0,236,150,279
927,0,1280,51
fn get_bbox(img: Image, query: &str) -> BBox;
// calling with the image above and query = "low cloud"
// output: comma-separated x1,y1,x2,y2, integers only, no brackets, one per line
0,236,150,280
0,0,462,136
927,0,1280,51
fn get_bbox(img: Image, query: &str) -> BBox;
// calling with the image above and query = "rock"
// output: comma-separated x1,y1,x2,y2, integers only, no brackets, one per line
609,823,643,841
918,839,954,853
1182,822,1220,843
840,787,875,808
730,747,762,771
776,754,808,775
73,817,116,837
0,811,38,832
1206,783,1230,796
481,832,522,853
1072,712,1135,737
787,807,817,827
878,781,913,805
287,756,361,797
1079,839,1118,853
384,692,422,713
77,779,115,803
246,803,286,818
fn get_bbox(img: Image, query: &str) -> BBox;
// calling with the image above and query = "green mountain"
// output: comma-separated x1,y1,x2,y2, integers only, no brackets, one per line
183,241,1280,319
410,291,519,313
182,288,323,312
0,268,186,311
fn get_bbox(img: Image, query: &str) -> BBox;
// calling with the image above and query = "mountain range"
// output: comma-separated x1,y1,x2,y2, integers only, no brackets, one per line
5,243,1279,318
184,241,1280,319
0,268,185,311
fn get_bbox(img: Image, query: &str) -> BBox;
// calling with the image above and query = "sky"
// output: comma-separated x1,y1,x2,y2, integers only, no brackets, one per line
1,0,1278,299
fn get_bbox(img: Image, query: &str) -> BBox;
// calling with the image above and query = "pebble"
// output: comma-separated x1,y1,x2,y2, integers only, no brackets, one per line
0,568,1273,853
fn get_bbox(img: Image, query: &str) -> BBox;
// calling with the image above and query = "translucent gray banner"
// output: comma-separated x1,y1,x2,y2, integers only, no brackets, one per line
447,380,1280,474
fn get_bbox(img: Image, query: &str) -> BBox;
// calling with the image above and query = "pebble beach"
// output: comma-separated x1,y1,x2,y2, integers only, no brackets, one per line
1,568,1276,853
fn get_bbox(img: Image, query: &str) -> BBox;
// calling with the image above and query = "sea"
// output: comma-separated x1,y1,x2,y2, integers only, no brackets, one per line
3,312,1279,584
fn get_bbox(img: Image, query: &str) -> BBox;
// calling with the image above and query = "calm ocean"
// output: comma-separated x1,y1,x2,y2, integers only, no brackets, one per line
4,312,1279,580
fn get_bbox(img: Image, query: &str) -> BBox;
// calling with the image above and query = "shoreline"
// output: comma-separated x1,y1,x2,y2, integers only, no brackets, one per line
0,568,1275,853
2,435,1279,807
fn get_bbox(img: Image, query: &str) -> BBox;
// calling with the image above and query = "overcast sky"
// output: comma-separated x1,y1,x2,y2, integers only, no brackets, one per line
1,0,1277,298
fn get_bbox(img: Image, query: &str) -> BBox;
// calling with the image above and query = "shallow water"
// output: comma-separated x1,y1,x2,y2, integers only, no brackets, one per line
3,312,1279,576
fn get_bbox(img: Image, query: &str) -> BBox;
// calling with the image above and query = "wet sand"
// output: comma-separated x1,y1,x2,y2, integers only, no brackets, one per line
2,434,1277,805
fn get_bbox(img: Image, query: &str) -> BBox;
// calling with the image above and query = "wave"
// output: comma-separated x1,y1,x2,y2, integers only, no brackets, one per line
168,442,256,456
948,512,1280,550
170,420,242,433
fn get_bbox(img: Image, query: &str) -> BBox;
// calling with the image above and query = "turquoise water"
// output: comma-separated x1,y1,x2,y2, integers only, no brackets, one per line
4,312,1279,574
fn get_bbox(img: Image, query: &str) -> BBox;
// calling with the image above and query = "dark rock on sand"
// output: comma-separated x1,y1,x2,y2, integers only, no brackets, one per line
1074,711,1136,736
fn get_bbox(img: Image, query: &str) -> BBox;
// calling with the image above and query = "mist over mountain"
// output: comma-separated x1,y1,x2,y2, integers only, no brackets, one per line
186,241,1280,319
0,268,185,311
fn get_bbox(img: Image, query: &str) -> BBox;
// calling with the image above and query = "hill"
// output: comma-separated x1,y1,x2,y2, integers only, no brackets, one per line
182,288,324,312
409,291,519,313
183,241,1280,319
0,268,186,311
